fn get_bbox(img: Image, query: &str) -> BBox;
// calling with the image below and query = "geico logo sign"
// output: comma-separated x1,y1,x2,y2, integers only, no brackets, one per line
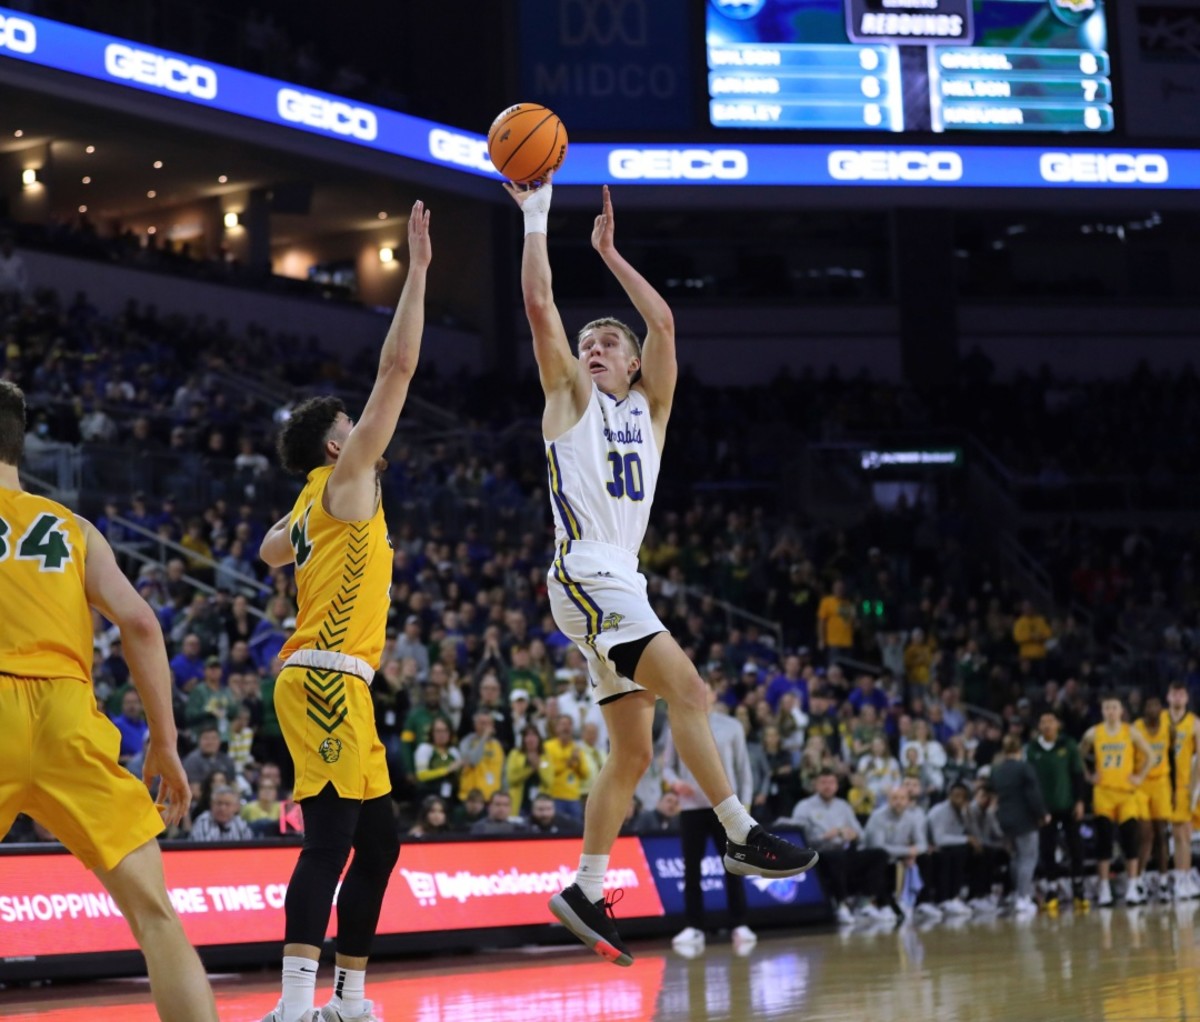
1039,152,1169,184
104,44,217,100
428,129,495,173
277,89,377,141
608,149,749,180
829,150,963,182
0,14,36,54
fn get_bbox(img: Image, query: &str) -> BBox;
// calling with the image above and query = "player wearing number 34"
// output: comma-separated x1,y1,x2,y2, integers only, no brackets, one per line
0,381,219,1022
506,175,818,968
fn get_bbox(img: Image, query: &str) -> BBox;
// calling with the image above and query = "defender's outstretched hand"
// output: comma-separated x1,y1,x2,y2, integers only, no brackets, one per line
591,184,615,255
408,199,431,270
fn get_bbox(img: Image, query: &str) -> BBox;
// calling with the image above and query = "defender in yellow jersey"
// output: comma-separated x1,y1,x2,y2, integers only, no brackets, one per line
0,383,218,1022
1134,698,1172,898
1167,681,1200,898
1081,693,1153,906
255,200,430,1022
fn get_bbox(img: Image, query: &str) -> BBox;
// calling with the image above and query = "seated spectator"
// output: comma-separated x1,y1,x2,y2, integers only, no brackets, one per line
414,717,462,803
458,710,506,803
864,786,930,918
392,614,431,679
452,788,488,831
182,724,237,785
470,791,526,836
789,769,894,924
543,713,591,822
191,786,253,842
633,791,682,835
185,655,239,738
408,795,451,839
109,688,149,766
943,734,977,790
923,782,975,916
848,674,889,716
966,784,1010,910
506,725,552,817
579,720,608,802
846,771,875,820
170,633,206,692
850,704,885,760
241,777,282,836
765,653,810,713
756,722,800,823
858,736,901,805
526,793,582,836
249,595,292,672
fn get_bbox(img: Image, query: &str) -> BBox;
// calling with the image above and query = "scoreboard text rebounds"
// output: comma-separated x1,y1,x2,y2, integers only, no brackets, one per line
707,0,1113,134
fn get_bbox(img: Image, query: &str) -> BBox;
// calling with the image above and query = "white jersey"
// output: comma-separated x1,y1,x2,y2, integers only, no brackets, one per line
545,384,660,557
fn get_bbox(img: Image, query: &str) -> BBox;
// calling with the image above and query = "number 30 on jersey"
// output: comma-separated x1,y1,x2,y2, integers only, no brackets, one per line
606,451,645,501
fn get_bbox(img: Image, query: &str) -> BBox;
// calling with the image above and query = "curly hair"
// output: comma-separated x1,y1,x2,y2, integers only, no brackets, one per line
0,380,27,466
276,396,346,476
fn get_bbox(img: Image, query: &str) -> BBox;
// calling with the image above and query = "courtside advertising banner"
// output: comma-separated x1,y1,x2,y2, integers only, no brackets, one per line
640,833,826,915
0,838,663,960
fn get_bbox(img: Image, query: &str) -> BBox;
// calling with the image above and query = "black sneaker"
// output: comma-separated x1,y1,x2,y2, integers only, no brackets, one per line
724,826,820,878
549,884,634,967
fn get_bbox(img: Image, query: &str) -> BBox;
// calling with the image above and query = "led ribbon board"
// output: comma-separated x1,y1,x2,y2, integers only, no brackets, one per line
0,7,1197,189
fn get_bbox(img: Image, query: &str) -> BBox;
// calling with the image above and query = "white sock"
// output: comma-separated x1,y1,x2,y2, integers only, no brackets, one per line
575,853,609,903
333,965,366,1015
281,956,318,1021
714,795,756,844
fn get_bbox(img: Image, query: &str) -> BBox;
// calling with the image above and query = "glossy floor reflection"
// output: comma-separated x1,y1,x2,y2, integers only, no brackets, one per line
5,900,1200,1021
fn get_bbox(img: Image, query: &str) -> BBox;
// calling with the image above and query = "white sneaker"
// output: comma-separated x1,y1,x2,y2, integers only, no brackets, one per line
671,927,706,953
914,902,943,921
1125,879,1147,906
1097,881,1114,908
858,904,893,923
731,925,758,949
319,1000,379,1022
836,903,855,925
969,896,999,915
941,898,972,917
260,1004,316,1022
1013,896,1038,917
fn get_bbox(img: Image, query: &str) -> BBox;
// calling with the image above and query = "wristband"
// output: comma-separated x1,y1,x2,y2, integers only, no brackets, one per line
522,182,553,236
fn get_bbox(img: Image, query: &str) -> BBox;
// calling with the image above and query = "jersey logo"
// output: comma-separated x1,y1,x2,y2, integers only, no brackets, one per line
318,737,343,763
602,612,625,632
290,507,314,568
630,407,644,415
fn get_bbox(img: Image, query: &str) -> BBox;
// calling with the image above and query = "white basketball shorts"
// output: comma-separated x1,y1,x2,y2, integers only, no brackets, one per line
547,540,667,702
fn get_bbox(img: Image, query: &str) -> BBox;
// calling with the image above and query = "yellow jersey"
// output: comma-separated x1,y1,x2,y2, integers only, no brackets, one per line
279,466,391,670
0,487,91,684
1134,713,1169,782
1170,710,1197,788
1095,723,1136,791
543,737,592,801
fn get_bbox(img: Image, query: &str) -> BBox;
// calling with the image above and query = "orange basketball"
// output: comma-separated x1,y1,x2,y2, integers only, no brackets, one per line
487,103,568,185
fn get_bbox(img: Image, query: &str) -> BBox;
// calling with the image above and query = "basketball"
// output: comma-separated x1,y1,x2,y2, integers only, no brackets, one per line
487,103,568,185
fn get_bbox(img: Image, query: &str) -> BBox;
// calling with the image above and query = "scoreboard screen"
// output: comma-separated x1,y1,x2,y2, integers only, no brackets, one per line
707,0,1112,134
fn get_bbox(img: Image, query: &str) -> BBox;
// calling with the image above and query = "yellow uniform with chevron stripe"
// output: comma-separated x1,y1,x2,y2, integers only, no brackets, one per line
277,466,392,801
0,488,164,872
1169,710,1199,825
1135,713,1171,821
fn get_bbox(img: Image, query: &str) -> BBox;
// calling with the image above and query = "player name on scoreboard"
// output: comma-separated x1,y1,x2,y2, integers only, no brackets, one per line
709,44,902,131
931,48,1112,132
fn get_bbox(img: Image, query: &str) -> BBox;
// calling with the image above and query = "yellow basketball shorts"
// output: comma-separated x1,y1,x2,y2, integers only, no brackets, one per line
1093,786,1142,824
0,676,164,873
1140,777,1173,821
275,665,390,802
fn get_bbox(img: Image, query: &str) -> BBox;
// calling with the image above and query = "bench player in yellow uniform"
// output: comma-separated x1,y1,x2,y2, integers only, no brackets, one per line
1134,696,1172,900
255,201,430,1022
0,382,218,1022
1167,681,1200,899
1081,693,1153,907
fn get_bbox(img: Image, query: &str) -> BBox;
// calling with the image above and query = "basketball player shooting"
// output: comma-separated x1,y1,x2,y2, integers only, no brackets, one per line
505,175,818,966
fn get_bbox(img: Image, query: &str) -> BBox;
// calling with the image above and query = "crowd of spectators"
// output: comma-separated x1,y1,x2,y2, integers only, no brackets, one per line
5,266,1200,933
